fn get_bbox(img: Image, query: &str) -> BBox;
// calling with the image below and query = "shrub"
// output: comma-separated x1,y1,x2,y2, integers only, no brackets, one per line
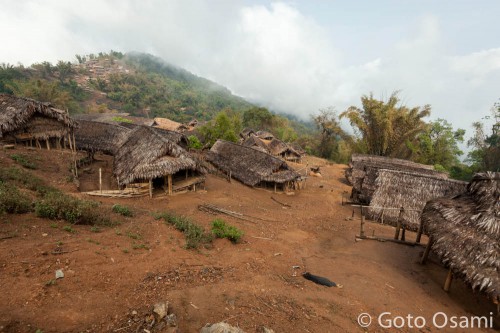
211,219,244,243
157,212,213,249
10,154,37,169
187,135,203,149
0,182,32,214
112,204,133,217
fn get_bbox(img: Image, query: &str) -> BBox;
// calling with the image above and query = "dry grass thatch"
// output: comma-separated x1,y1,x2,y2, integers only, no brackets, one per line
239,127,256,140
345,154,447,204
420,172,500,303
153,117,188,132
367,169,467,231
255,130,274,140
207,140,300,187
114,126,202,185
267,138,301,161
74,120,131,155
73,113,155,126
0,94,76,140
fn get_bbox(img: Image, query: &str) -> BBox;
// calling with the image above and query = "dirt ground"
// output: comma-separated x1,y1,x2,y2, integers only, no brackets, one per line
0,146,498,333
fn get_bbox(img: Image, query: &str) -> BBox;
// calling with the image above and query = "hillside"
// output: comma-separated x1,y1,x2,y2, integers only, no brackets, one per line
0,51,253,122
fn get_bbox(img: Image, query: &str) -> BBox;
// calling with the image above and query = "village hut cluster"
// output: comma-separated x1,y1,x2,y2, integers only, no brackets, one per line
345,153,499,310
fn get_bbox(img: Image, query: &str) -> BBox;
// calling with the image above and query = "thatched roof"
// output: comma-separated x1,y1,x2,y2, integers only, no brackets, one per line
207,140,300,186
242,135,269,153
239,127,256,139
74,120,131,155
114,126,202,185
153,117,188,132
256,130,274,140
367,169,467,231
73,113,155,126
346,154,447,204
267,138,301,159
0,94,76,140
420,172,499,303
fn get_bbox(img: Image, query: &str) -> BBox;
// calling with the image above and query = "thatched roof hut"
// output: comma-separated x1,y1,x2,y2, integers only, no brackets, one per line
0,94,76,144
207,140,300,188
367,169,467,231
239,128,256,140
346,154,447,204
74,120,131,155
256,130,274,140
242,135,269,153
73,113,155,127
114,126,202,185
267,138,301,162
420,172,499,304
153,117,188,132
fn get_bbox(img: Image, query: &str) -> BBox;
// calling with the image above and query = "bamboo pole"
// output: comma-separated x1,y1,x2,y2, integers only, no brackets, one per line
68,133,73,151
168,174,172,195
420,236,434,264
72,132,76,153
360,206,365,237
99,168,102,193
164,176,168,193
443,268,453,292
46,139,50,150
415,219,424,244
274,183,277,193
149,178,153,198
394,207,404,240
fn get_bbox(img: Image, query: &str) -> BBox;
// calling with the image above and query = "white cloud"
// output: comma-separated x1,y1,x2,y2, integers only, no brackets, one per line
0,1,498,141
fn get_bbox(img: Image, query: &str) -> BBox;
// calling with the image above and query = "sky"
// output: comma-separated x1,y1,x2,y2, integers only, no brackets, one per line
1,0,499,142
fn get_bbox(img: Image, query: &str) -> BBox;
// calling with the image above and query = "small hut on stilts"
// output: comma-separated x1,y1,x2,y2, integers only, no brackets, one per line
0,94,76,150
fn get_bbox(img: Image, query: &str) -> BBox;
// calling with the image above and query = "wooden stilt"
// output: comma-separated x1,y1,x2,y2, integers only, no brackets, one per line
163,176,168,193
360,206,365,237
420,236,434,264
99,168,102,193
46,139,50,150
149,178,153,198
274,183,277,193
416,219,424,244
68,134,73,151
72,132,76,152
443,268,453,292
394,207,404,240
167,174,172,195
401,227,406,241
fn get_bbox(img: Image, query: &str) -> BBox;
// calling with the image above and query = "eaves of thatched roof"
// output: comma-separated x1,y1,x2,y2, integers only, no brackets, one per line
0,94,76,139
421,172,500,303
239,127,256,139
207,140,300,186
74,120,131,155
267,138,301,158
367,169,467,231
73,113,155,126
345,154,447,204
255,130,274,140
153,117,188,132
114,126,201,185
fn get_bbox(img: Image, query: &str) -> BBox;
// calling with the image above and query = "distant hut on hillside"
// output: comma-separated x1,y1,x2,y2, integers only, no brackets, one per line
74,120,131,156
241,135,269,153
113,126,205,196
367,169,467,231
255,130,274,140
345,154,447,204
267,138,302,163
0,94,76,149
239,128,256,141
419,172,499,304
153,117,188,132
207,140,301,192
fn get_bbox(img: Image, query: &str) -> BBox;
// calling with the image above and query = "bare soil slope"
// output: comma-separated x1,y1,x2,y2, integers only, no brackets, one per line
0,147,497,333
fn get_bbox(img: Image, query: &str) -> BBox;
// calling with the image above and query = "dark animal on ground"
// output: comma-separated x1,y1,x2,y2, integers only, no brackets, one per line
302,272,337,287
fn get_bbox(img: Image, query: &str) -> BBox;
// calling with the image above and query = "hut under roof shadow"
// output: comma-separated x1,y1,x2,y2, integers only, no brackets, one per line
113,126,205,196
207,140,301,192
419,172,499,307
0,94,76,149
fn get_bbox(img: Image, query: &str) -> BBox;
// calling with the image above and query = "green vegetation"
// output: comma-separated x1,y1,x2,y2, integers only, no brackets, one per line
62,225,75,233
187,135,203,149
111,116,132,123
112,204,133,217
156,212,213,249
0,181,32,214
211,219,244,243
125,231,141,240
10,154,37,169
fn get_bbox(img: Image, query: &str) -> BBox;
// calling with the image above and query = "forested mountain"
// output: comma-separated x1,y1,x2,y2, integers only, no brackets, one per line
0,51,252,122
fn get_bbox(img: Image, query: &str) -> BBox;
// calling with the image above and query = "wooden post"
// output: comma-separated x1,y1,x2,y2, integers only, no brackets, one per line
420,236,434,265
401,227,406,241
74,159,78,177
163,176,168,193
68,134,73,151
168,174,172,195
394,207,404,240
72,132,76,152
46,139,50,150
416,219,424,244
149,178,153,198
443,268,453,292
360,206,365,237
99,168,102,193
274,183,277,193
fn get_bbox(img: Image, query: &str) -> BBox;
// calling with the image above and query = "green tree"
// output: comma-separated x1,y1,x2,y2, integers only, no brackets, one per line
242,107,274,130
413,119,464,170
199,111,241,146
341,91,430,158
312,108,350,162
467,105,500,171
